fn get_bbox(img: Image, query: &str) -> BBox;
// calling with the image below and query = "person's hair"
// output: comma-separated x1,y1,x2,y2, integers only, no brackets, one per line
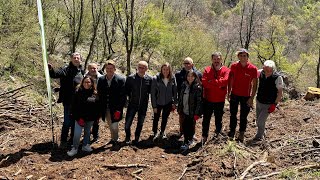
104,60,116,68
184,57,193,64
87,63,98,70
138,61,148,68
159,62,172,79
264,60,276,71
187,70,201,85
71,52,82,60
77,75,97,94
211,52,222,59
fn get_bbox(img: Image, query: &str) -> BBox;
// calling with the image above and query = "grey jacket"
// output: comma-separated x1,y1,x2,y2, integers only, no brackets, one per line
151,74,178,108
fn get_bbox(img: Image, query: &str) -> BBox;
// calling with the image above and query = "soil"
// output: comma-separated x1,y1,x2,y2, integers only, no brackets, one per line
1,99,320,179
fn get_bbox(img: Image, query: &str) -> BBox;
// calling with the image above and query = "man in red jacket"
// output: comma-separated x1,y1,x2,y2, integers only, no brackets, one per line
202,52,230,143
227,48,258,142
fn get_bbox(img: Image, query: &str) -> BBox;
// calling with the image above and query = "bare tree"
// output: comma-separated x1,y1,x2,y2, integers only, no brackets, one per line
101,3,117,61
84,0,103,69
63,0,84,53
239,0,258,49
111,0,135,76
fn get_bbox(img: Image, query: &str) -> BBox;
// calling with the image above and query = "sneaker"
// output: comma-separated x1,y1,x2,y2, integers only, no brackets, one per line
180,144,189,150
67,147,78,157
81,144,93,152
125,137,131,145
153,133,160,141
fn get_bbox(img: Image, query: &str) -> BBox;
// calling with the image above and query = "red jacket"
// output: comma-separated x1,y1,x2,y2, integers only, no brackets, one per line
202,65,230,102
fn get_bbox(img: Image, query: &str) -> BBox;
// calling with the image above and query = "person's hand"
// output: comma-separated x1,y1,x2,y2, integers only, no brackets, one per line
171,104,176,112
268,104,277,113
194,115,200,122
77,118,85,127
48,63,52,70
113,111,121,120
227,94,231,102
153,108,157,114
247,97,254,108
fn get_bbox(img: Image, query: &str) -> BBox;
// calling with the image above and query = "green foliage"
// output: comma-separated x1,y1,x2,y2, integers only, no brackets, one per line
220,140,248,158
279,169,297,179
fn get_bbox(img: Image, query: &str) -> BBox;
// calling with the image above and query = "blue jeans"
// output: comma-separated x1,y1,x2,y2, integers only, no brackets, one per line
72,120,94,149
61,104,75,142
125,105,147,141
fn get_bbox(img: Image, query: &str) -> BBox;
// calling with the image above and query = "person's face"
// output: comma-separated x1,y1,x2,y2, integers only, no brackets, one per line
71,54,81,67
187,73,195,84
212,55,222,67
83,78,92,90
237,53,249,62
88,65,97,75
263,66,273,76
161,66,170,78
137,64,147,74
105,64,116,76
183,61,193,71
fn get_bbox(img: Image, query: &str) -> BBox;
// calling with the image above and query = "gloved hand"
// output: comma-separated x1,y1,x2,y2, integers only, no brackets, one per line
171,105,176,112
77,118,85,127
113,111,121,120
194,115,200,122
268,104,277,113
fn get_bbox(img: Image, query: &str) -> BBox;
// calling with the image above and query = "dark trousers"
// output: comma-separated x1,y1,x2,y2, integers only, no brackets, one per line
61,104,75,142
182,114,195,144
202,101,225,138
229,94,251,136
125,105,147,141
92,120,99,139
152,103,172,135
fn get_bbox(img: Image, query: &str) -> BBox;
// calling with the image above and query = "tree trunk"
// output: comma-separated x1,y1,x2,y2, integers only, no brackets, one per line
317,47,320,88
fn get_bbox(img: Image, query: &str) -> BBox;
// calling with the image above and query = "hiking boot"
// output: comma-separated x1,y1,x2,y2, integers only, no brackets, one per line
180,144,189,150
236,132,245,142
67,147,78,157
228,131,235,140
81,144,93,152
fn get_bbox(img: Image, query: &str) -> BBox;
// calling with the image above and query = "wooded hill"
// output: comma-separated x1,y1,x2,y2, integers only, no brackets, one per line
0,0,320,93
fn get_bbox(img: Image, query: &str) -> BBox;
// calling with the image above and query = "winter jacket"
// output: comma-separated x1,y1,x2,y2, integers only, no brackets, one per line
151,74,178,108
71,88,99,122
178,81,202,117
49,62,84,105
175,67,202,97
202,65,230,103
125,73,152,109
97,74,126,122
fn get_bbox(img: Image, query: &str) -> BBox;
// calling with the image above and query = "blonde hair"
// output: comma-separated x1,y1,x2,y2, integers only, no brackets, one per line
184,57,193,64
138,61,148,68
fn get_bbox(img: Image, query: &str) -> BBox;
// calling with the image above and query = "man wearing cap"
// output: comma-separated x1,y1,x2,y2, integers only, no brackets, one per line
97,60,126,145
227,48,258,142
202,52,230,143
175,57,202,136
48,52,84,146
253,60,283,141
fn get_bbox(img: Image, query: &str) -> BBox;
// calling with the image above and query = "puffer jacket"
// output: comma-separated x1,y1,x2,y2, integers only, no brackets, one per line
177,81,202,117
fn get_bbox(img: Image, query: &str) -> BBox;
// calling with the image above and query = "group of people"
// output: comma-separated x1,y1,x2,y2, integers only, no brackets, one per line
48,48,283,156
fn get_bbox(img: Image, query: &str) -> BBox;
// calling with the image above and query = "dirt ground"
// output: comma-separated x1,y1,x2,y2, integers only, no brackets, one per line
1,98,320,179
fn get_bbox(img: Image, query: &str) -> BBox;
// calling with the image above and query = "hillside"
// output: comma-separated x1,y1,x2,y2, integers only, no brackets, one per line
1,89,320,179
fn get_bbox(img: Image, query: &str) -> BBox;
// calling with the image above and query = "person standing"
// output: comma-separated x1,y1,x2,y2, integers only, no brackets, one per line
175,57,202,136
49,52,84,146
97,60,126,145
124,61,152,145
227,48,258,142
177,71,202,150
254,60,283,141
85,63,103,142
67,76,99,156
151,62,178,140
202,52,230,143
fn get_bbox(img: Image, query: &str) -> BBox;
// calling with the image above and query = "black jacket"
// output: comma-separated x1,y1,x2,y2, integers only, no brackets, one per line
175,67,202,97
71,88,99,122
49,62,84,105
97,74,126,122
257,71,280,104
125,73,152,109
178,81,202,117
